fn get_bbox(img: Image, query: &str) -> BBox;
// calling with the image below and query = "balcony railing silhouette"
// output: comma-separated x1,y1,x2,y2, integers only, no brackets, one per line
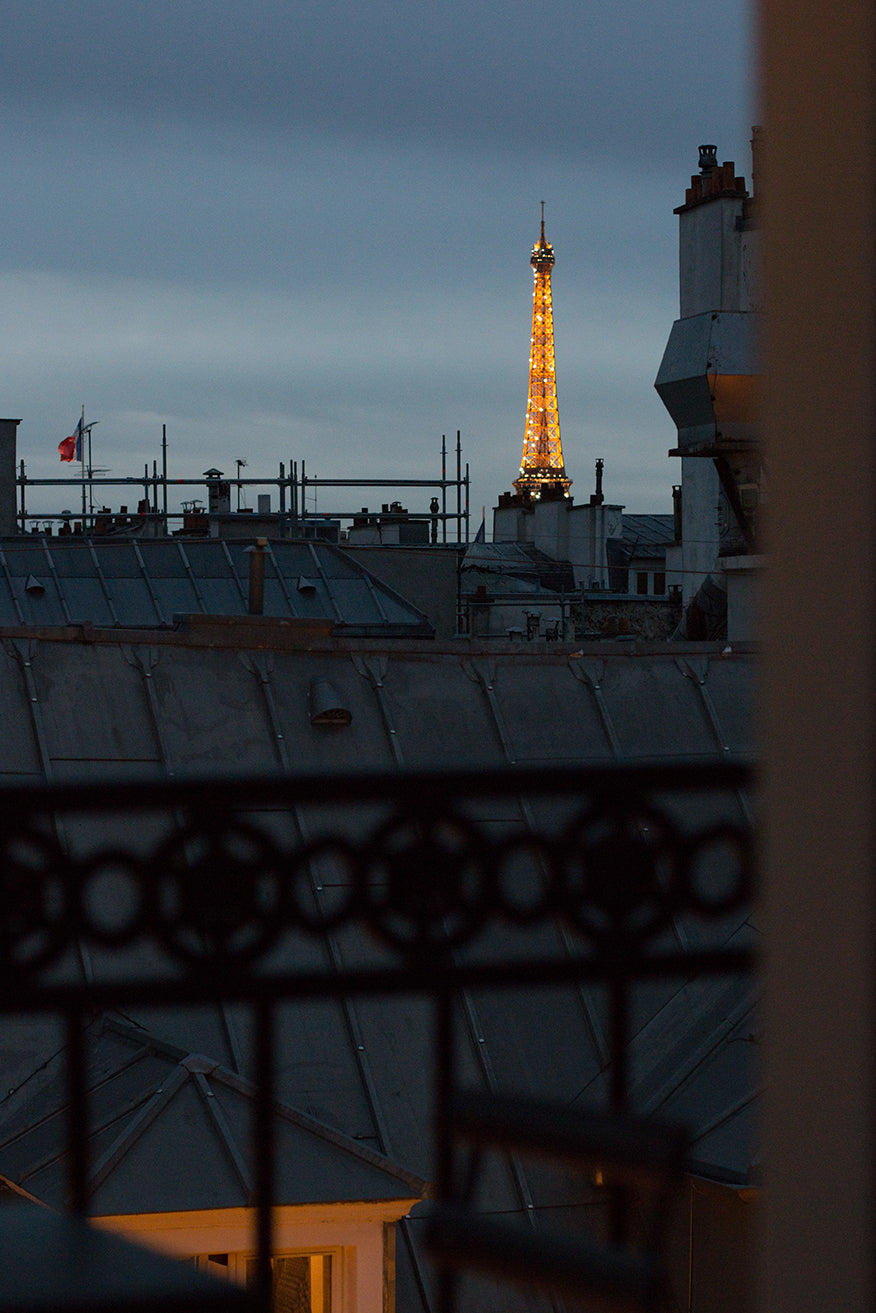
0,759,754,1312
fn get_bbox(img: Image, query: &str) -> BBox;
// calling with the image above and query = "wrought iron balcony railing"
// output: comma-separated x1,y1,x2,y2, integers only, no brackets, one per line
0,759,754,1313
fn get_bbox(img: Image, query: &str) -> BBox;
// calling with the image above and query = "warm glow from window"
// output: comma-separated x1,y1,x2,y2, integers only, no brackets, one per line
193,1250,332,1313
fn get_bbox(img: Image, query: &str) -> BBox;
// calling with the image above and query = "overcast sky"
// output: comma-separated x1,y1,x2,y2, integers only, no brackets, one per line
1,0,754,529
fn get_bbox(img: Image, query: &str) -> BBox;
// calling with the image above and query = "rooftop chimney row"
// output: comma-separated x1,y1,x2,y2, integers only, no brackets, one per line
683,161,748,208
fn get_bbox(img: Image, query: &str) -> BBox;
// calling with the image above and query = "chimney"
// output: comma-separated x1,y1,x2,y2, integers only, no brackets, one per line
247,538,267,614
590,458,605,506
698,144,718,174
0,420,21,536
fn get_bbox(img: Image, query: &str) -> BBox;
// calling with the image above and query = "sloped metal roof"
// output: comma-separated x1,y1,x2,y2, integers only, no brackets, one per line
0,537,432,636
0,632,756,782
460,542,576,592
0,1016,425,1217
621,515,675,546
0,628,758,1313
619,514,676,568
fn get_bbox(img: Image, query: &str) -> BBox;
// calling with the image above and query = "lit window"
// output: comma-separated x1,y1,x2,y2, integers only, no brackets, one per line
192,1251,332,1313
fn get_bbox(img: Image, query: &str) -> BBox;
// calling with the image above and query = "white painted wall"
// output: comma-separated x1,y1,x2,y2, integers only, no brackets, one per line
96,1201,419,1313
678,457,720,605
723,555,763,642
492,504,532,543
492,496,624,592
679,194,752,317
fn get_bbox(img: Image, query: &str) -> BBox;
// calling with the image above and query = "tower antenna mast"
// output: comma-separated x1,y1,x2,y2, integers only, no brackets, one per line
513,206,571,499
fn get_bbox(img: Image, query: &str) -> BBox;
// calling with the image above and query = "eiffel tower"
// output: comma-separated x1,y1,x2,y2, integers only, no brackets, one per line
513,205,572,499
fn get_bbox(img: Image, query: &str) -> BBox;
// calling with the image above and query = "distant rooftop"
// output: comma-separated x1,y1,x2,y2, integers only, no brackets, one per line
0,537,432,636
621,513,676,547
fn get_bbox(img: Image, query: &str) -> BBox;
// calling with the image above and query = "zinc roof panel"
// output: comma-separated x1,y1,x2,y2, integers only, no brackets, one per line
174,541,238,579
0,594,22,625
327,578,387,623
471,978,608,1104
696,656,758,755
92,1077,246,1216
258,576,297,616
30,645,157,763
40,545,95,578
304,544,364,580
324,979,439,1179
136,542,196,578
147,648,275,771
109,577,162,626
598,658,716,757
262,653,396,773
150,576,204,617
1,547,51,576
57,577,114,624
621,514,676,545
372,659,503,768
89,543,144,578
253,997,382,1135
0,645,42,775
490,662,616,763
197,577,247,614
13,584,68,627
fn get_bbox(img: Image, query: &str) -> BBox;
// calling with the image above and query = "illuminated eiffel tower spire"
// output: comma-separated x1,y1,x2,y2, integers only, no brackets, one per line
513,205,571,499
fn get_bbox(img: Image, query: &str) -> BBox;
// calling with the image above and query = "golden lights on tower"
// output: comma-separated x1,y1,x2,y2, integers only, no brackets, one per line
513,206,571,500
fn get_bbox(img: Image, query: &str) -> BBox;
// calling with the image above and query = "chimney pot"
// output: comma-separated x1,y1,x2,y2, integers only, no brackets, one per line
698,144,718,174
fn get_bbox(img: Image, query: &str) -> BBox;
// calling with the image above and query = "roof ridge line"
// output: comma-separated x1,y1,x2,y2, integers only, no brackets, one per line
87,1064,189,1199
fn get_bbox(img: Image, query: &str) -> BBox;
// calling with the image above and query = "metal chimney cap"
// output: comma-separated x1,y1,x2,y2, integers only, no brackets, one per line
24,575,45,596
698,144,718,173
309,679,352,727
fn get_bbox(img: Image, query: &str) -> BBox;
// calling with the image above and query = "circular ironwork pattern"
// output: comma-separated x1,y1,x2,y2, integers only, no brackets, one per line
0,825,70,975
559,798,684,951
286,837,362,934
0,787,754,978
150,816,288,967
489,834,559,926
678,824,753,915
359,809,490,956
76,850,149,948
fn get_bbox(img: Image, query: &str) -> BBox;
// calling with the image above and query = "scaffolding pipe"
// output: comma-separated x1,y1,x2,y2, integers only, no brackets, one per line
442,434,447,544
15,437,471,539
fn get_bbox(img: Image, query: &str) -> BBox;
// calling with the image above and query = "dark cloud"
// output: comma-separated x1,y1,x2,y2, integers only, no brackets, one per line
0,0,753,523
2,0,751,158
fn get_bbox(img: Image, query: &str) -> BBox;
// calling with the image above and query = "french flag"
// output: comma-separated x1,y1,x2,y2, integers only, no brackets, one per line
58,416,83,463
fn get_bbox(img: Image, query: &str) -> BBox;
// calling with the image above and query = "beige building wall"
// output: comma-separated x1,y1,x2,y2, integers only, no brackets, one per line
760,0,876,1309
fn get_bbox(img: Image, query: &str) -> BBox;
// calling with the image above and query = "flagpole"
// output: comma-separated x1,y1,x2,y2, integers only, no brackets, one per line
87,417,93,519
80,405,86,523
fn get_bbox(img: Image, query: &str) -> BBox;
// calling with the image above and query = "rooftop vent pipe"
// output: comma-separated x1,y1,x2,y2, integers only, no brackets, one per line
309,680,352,727
245,538,267,615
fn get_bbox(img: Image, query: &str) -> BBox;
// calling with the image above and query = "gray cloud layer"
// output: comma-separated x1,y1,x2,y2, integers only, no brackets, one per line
0,0,753,521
